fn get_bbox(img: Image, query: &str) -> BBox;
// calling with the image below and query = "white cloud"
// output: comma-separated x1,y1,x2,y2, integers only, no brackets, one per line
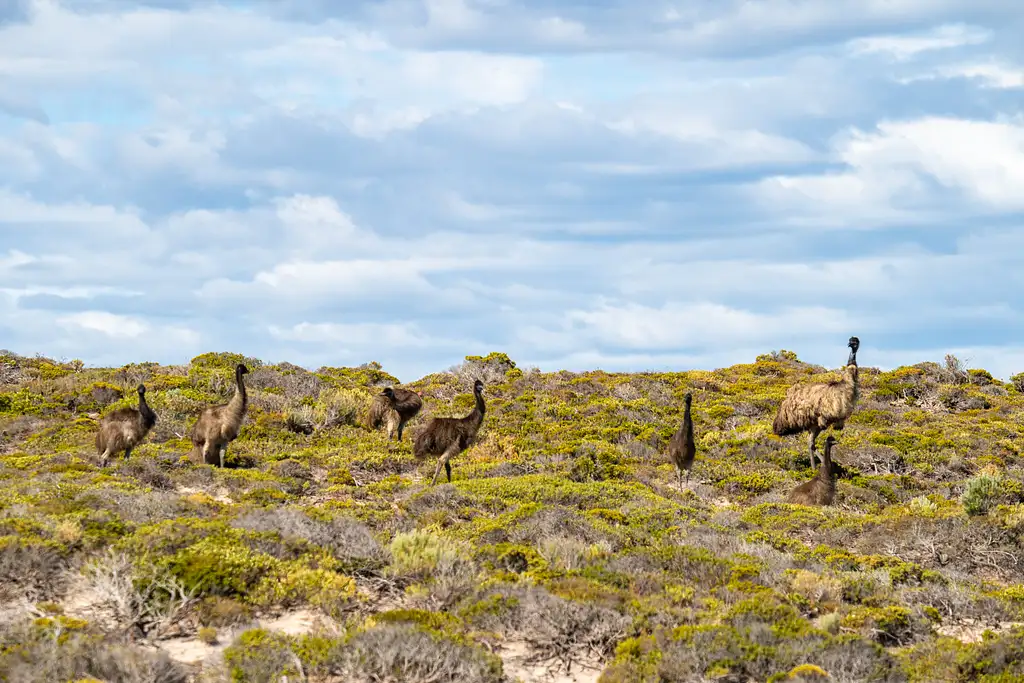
57,311,149,338
559,300,860,351
750,116,1024,221
536,17,587,43
0,189,146,229
269,321,431,347
905,61,1024,88
206,260,436,299
846,23,991,60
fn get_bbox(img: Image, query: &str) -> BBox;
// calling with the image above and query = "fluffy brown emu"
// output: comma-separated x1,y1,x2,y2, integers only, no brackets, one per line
773,336,860,469
189,363,249,468
365,386,424,441
666,392,696,490
787,435,838,506
413,379,485,486
96,383,157,466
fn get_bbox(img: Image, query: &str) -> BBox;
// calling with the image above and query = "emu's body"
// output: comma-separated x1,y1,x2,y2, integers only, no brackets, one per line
366,386,423,441
96,384,157,466
190,363,249,468
787,435,838,506
773,337,860,468
667,392,696,489
413,379,485,485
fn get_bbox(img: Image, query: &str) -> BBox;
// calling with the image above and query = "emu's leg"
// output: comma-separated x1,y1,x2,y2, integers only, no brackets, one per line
808,427,821,469
386,413,398,441
397,419,405,441
430,443,460,486
99,448,112,467
123,447,132,461
219,444,227,469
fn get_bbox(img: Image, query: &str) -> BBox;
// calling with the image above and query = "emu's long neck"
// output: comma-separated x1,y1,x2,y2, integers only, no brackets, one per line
228,369,248,419
843,362,860,402
817,445,834,482
466,389,485,425
682,402,693,440
138,392,156,428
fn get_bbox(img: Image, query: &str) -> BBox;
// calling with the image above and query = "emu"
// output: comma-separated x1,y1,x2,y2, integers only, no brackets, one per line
666,392,696,490
787,435,838,506
96,383,157,466
773,336,860,469
366,386,423,442
189,363,249,468
413,379,485,486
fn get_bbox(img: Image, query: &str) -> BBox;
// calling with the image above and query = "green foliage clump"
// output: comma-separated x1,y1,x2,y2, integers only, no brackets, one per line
962,473,1003,516
389,528,468,577
252,567,356,617
316,361,399,388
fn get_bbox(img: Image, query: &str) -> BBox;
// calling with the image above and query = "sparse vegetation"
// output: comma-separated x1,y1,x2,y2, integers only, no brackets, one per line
0,348,1022,682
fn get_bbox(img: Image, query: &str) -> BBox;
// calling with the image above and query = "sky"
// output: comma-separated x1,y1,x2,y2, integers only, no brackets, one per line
1,0,1024,383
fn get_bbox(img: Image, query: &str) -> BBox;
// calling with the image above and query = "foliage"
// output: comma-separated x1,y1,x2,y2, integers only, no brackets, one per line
0,348,1022,681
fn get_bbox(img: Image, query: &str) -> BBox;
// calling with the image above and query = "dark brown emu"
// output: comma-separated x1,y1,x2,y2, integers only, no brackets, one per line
96,383,157,466
787,435,838,506
365,386,424,441
189,363,249,468
773,336,860,469
666,392,697,490
413,379,485,485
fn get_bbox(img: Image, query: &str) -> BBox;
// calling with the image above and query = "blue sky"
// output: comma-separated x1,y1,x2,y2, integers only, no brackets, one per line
1,0,1024,382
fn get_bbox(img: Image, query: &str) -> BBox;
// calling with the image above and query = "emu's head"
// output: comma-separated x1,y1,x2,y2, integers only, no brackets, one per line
848,337,860,352
473,379,484,394
824,435,837,449
382,387,395,399
136,383,146,395
683,392,692,405
236,363,250,375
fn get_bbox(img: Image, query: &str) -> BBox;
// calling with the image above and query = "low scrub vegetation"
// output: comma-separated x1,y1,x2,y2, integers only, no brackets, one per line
0,349,1022,682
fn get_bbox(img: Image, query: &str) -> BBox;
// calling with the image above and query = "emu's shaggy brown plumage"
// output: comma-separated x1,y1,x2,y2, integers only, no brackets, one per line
413,379,485,485
666,392,696,489
787,435,838,506
773,336,860,469
189,363,249,468
365,386,423,441
96,383,157,466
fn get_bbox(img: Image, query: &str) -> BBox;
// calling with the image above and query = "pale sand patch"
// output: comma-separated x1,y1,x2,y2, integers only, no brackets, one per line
155,608,329,668
177,484,233,503
498,639,605,683
936,618,1024,643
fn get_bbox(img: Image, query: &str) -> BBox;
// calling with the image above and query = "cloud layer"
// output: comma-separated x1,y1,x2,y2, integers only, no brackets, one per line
2,0,1024,381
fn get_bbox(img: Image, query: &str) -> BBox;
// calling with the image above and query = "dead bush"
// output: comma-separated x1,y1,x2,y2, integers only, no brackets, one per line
231,508,388,572
0,538,67,602
520,592,629,672
0,615,188,683
81,549,198,638
449,353,515,387
118,458,174,490
333,623,503,683
809,636,906,683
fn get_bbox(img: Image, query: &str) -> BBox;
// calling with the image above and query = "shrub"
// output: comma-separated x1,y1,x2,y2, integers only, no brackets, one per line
962,474,1002,516
0,615,188,683
333,623,503,683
